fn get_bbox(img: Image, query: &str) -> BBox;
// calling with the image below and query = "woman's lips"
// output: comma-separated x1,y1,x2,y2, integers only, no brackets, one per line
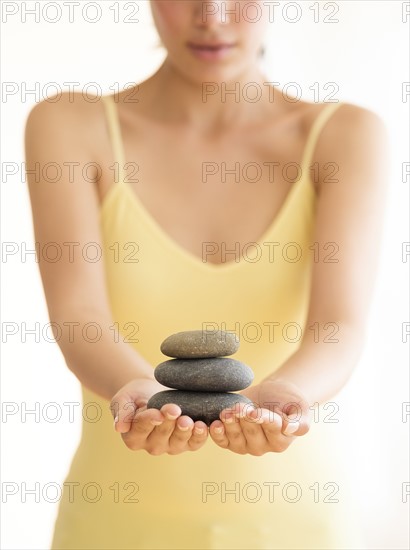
187,42,236,61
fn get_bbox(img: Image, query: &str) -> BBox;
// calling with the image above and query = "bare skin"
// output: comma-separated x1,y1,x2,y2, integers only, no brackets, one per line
25,0,390,456
96,82,331,264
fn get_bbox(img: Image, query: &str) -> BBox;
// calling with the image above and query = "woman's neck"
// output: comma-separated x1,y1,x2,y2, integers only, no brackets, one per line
134,58,280,134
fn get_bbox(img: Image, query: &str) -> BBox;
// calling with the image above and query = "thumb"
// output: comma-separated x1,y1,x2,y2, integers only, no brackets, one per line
110,393,140,434
282,401,311,437
282,412,301,436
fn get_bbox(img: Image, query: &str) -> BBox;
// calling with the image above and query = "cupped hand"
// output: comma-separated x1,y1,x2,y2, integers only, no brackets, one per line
209,379,311,456
110,377,208,455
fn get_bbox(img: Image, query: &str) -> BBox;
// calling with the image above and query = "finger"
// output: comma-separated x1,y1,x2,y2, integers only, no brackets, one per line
209,420,229,449
282,412,301,436
239,408,269,455
220,408,247,453
160,403,182,421
121,408,164,450
188,421,209,451
168,415,194,454
111,395,140,434
260,411,292,452
146,404,182,452
282,399,311,436
231,401,257,418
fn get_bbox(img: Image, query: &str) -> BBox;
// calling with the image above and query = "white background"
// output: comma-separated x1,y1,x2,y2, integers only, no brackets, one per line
1,1,409,548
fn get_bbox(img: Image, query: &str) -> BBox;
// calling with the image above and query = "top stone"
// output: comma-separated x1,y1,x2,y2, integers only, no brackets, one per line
160,330,240,359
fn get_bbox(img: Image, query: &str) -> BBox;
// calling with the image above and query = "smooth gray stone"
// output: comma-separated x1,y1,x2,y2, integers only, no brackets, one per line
160,330,239,359
147,390,253,425
154,357,254,391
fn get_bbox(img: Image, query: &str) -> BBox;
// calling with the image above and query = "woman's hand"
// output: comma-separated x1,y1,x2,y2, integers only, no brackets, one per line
209,379,311,456
110,377,208,455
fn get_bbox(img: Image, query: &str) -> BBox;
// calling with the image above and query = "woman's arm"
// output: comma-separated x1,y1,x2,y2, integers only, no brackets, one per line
25,94,154,401
265,104,390,404
210,104,390,454
25,94,208,453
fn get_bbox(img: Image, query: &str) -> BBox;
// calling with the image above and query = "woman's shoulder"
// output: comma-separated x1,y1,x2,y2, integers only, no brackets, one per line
26,90,95,124
302,100,389,198
25,90,107,158
298,100,388,164
301,99,386,137
263,93,386,149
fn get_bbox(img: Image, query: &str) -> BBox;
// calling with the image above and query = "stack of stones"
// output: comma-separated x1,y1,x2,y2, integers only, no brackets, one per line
147,330,254,426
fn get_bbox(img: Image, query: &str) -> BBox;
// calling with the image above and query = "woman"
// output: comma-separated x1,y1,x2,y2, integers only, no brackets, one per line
25,1,389,548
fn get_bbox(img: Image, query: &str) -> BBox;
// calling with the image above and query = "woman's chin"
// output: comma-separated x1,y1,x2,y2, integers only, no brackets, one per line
174,61,255,88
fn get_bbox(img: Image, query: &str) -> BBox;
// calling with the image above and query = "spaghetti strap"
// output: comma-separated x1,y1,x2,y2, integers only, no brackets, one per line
101,95,343,192
101,94,126,183
300,102,344,178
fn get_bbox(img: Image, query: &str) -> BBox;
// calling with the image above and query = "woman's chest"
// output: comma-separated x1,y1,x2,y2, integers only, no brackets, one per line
98,113,314,265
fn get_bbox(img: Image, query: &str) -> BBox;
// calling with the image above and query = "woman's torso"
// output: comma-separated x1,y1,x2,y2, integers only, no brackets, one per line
50,89,365,549
94,87,332,265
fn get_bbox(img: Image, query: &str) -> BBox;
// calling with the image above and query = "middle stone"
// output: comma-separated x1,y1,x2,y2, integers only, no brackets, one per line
154,357,254,392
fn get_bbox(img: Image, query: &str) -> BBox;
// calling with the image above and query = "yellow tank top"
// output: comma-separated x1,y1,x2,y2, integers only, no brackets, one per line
51,96,364,549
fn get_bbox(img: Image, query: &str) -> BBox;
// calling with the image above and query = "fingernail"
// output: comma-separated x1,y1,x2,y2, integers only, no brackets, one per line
223,413,234,424
177,424,190,431
284,422,299,435
113,415,118,429
214,426,224,434
166,413,179,420
261,411,276,423
194,427,204,435
150,419,163,426
249,411,264,424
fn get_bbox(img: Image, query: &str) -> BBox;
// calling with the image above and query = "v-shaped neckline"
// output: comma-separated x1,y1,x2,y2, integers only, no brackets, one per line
99,95,343,272
100,172,315,273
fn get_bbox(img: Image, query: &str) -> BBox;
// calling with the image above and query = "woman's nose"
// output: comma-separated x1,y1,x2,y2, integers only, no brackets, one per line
193,0,235,26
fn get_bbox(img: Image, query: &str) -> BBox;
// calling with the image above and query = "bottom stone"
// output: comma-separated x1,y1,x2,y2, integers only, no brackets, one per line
147,390,253,426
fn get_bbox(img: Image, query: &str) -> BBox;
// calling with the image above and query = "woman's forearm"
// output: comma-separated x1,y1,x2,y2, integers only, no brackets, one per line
263,322,364,405
51,313,155,401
